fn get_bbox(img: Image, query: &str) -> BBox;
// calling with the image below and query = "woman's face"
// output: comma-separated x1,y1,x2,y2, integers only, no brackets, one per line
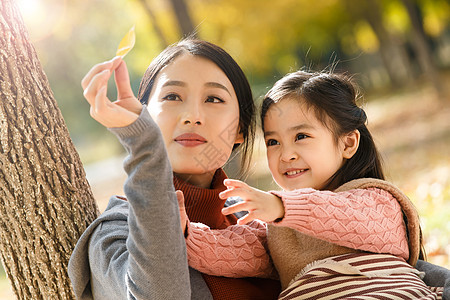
147,53,242,188
264,97,346,191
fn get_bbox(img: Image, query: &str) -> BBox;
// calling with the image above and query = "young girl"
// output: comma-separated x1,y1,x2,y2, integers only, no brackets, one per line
182,71,447,299
68,39,281,299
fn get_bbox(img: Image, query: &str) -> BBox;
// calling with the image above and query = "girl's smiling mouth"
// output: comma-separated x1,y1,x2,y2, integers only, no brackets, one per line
175,133,207,147
284,168,308,178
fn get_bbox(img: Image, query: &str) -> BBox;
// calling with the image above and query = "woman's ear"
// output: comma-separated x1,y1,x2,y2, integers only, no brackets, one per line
234,126,244,144
342,129,360,159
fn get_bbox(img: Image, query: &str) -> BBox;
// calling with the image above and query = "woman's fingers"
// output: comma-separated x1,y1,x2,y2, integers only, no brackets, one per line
176,190,188,235
91,86,109,120
114,59,134,100
83,69,111,106
81,60,114,90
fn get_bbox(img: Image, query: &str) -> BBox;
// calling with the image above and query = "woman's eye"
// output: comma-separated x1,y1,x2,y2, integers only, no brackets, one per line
266,139,279,147
205,96,224,103
162,94,181,101
296,134,307,141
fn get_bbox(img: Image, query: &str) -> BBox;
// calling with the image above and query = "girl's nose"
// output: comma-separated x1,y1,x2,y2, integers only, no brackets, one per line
280,146,298,162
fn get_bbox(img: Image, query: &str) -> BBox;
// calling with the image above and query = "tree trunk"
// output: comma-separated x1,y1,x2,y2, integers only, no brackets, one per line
365,0,412,86
400,0,444,96
0,1,99,299
138,0,169,48
347,0,412,87
168,0,196,38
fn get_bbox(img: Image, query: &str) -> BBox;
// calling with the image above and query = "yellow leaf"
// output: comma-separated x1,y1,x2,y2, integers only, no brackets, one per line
116,25,136,58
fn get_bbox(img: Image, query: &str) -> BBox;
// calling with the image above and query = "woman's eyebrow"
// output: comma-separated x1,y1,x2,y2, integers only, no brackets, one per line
161,80,231,96
162,80,186,87
205,82,231,96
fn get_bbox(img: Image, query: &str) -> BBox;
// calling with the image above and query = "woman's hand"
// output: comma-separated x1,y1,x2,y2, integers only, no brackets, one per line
176,190,188,236
219,179,285,225
81,56,143,128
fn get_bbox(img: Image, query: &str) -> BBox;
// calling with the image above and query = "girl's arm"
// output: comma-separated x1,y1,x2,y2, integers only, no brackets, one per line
220,180,409,260
185,219,276,278
271,187,409,260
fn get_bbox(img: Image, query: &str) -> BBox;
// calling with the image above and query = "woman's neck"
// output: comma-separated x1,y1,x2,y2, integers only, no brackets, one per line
174,171,217,189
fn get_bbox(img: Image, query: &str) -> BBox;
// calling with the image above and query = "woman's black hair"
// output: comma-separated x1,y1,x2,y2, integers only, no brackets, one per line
261,71,384,190
137,39,255,176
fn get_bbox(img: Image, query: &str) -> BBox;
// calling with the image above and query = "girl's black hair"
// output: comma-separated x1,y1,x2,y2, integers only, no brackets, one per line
137,39,255,176
261,71,384,190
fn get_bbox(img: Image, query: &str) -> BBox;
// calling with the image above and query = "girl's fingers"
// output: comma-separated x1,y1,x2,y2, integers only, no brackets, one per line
223,179,248,189
222,202,250,215
81,60,115,90
237,212,257,225
83,69,111,106
219,187,248,199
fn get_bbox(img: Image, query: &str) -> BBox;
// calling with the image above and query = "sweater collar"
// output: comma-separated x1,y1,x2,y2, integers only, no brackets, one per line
173,169,233,229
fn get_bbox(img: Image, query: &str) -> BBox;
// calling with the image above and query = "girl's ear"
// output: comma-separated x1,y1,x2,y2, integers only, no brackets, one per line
342,129,360,159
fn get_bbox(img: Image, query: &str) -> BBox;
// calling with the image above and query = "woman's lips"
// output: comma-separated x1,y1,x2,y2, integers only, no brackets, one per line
174,133,207,147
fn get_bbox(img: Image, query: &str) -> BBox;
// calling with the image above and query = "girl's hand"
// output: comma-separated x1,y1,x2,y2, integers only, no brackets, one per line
81,56,143,128
219,179,285,225
176,190,188,236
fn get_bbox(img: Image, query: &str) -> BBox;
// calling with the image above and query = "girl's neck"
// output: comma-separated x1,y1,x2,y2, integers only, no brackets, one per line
174,170,217,189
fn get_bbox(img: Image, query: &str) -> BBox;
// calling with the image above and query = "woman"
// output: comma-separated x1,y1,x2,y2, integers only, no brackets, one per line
68,39,281,300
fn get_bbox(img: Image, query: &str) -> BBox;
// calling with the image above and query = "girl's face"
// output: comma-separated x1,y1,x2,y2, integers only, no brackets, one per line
264,97,347,191
147,53,242,188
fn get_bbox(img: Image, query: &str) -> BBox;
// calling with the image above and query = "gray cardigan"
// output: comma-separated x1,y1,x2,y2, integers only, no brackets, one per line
68,108,212,299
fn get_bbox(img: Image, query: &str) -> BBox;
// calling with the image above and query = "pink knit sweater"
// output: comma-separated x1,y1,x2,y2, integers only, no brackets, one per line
185,187,409,278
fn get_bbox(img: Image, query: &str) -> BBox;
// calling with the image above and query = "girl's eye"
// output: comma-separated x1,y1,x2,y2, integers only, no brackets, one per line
162,94,181,101
205,96,224,103
266,139,280,147
295,133,307,141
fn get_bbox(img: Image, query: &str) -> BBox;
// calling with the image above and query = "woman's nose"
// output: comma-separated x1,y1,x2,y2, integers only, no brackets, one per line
182,103,203,125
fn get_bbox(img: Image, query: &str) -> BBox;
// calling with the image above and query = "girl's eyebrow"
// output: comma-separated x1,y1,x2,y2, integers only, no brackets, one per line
289,124,314,131
264,124,314,138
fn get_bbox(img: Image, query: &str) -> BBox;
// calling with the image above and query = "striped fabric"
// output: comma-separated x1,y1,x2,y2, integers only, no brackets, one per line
279,253,443,300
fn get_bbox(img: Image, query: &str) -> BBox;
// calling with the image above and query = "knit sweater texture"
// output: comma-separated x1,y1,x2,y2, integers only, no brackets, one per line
68,107,281,300
68,108,210,299
174,170,281,300
185,178,450,299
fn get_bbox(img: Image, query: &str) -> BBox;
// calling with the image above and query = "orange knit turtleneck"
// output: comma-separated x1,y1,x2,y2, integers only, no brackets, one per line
173,169,281,300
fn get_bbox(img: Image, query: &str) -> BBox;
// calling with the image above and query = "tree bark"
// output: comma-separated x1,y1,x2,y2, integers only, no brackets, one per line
0,1,99,299
168,0,196,38
346,0,412,87
138,0,169,48
399,0,444,96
